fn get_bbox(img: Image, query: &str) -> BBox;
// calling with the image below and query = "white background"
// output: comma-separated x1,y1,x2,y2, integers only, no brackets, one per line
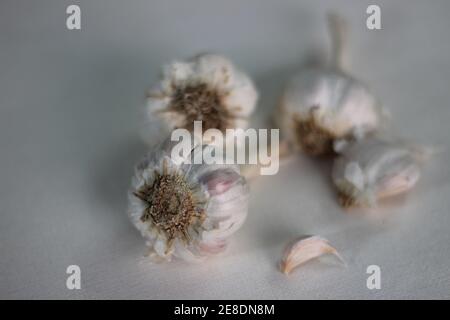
1,0,450,299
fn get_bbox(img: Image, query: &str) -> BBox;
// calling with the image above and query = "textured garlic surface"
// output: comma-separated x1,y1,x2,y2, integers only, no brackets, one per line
276,14,382,155
332,137,422,207
145,53,258,146
128,138,249,262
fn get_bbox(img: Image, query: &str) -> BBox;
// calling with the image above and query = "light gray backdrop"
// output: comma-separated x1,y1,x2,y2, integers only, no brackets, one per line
1,0,450,299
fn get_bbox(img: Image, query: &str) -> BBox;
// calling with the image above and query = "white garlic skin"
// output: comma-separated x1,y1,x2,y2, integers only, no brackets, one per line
128,138,249,263
278,67,381,144
144,53,258,147
276,14,382,155
332,137,422,207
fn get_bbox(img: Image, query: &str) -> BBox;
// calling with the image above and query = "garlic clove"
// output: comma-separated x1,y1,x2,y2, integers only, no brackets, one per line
280,236,345,275
332,137,425,208
376,163,421,200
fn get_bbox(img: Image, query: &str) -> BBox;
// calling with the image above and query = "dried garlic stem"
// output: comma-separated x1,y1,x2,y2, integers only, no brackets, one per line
328,12,349,71
280,236,345,275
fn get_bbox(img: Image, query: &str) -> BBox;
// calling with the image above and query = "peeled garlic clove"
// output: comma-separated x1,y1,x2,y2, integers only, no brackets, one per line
276,14,382,156
128,136,249,263
144,53,258,147
332,137,424,208
280,236,345,275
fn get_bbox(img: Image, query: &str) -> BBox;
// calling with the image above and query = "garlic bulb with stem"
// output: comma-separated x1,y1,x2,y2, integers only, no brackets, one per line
332,136,429,208
128,136,249,263
276,13,383,156
144,53,258,147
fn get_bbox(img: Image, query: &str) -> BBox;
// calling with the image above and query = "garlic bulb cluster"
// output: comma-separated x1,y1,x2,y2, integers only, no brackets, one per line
276,14,382,155
332,137,424,208
145,53,258,146
128,138,249,262
124,13,431,271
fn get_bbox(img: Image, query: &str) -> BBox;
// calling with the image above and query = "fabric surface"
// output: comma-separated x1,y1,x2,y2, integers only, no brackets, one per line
1,0,450,299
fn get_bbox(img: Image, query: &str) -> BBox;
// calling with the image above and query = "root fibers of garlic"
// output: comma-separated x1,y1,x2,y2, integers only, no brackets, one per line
144,53,258,147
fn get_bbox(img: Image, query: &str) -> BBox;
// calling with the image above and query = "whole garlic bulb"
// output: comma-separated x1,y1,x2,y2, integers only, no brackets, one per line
332,137,424,207
128,137,249,262
276,14,382,156
144,53,258,146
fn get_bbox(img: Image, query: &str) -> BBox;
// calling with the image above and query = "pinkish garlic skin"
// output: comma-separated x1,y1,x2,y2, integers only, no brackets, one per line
332,137,422,207
280,236,345,275
200,169,241,196
128,138,249,263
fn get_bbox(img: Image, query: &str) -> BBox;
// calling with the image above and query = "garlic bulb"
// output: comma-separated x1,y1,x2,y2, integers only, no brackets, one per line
332,137,425,207
276,14,382,155
128,137,249,262
145,53,258,146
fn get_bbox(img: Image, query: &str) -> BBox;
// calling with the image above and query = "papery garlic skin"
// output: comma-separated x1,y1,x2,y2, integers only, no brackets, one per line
280,235,344,275
278,69,381,155
128,138,249,262
145,53,258,147
276,14,382,155
332,137,422,207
